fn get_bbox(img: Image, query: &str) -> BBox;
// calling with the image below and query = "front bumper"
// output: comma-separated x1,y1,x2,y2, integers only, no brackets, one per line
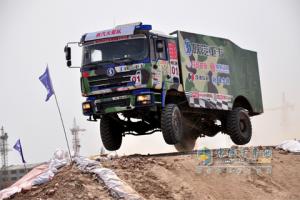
82,89,159,116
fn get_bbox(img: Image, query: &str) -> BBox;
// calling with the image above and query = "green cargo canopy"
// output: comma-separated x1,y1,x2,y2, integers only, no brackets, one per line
176,31,263,115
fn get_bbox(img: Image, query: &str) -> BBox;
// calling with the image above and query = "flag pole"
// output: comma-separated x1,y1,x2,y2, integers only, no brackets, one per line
40,65,72,161
53,93,72,161
23,163,27,172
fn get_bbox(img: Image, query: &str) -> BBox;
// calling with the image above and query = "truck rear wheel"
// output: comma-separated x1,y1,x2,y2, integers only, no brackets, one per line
161,104,183,144
227,107,252,145
100,115,123,151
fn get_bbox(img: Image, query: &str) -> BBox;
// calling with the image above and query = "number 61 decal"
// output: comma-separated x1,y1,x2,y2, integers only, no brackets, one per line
131,70,142,85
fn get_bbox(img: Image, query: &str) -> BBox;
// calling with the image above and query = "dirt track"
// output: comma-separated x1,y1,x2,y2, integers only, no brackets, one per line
102,149,300,200
8,148,300,200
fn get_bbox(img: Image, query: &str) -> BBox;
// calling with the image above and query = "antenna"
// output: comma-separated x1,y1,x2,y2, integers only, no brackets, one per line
70,118,86,157
0,126,9,169
113,17,116,27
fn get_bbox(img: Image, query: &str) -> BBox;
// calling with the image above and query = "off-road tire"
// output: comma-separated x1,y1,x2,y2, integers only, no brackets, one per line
174,137,196,152
227,107,252,145
161,104,183,144
174,118,198,151
100,115,122,151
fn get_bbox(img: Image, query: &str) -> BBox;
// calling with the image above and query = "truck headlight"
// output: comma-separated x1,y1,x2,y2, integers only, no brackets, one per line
137,95,151,102
82,102,91,110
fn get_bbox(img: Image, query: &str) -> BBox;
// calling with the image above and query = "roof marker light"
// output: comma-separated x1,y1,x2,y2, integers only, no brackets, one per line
135,24,152,31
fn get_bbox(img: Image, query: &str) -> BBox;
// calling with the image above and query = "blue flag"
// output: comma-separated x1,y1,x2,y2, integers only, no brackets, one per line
13,139,26,163
39,67,54,101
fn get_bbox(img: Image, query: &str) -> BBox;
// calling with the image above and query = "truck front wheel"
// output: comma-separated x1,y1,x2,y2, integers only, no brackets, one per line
161,104,183,144
100,115,123,151
227,107,252,145
174,136,197,152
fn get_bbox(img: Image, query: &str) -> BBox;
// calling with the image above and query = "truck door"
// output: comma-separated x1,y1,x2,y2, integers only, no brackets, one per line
153,37,180,89
154,38,169,82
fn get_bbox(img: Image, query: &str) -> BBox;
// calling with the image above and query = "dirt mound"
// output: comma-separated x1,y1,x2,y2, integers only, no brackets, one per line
101,149,300,200
9,165,113,200
7,149,300,200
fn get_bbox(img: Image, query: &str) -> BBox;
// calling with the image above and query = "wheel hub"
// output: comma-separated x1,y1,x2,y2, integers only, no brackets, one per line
239,121,246,131
172,109,182,136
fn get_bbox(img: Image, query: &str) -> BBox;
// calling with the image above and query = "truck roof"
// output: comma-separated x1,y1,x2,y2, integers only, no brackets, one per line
81,22,152,43
172,30,257,53
150,30,175,39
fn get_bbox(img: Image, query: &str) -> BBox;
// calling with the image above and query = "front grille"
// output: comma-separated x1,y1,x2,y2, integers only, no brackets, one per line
88,70,136,90
96,91,131,98
96,98,130,111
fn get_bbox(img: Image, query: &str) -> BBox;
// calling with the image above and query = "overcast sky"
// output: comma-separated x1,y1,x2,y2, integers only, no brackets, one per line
0,0,299,165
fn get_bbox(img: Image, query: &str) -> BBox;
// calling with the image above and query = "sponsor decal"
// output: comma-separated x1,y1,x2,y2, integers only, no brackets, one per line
168,42,178,59
184,39,224,57
152,66,161,86
115,63,144,73
191,92,232,101
131,63,144,70
211,63,230,74
187,91,233,110
191,61,230,74
184,39,192,56
118,65,128,72
211,75,230,85
157,61,168,76
188,73,230,86
191,61,208,70
96,29,121,38
188,73,208,81
85,25,136,41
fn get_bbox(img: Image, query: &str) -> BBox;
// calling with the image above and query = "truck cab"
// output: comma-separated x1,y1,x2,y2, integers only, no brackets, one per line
64,22,263,151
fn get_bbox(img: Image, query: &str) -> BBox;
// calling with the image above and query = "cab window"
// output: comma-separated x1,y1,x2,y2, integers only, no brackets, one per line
155,39,167,60
149,38,156,61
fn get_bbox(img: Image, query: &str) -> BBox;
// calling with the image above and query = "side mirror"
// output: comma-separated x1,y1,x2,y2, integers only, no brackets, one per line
64,46,71,60
64,42,80,68
67,60,72,67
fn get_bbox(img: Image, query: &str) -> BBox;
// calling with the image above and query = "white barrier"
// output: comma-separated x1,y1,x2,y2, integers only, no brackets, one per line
0,149,68,200
74,157,144,200
276,139,300,153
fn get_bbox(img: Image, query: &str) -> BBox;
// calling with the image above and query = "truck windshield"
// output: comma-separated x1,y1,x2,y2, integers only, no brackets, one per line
82,38,148,66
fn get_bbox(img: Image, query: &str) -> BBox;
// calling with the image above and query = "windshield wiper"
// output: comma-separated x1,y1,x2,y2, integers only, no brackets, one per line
83,57,138,67
112,57,136,64
82,60,114,67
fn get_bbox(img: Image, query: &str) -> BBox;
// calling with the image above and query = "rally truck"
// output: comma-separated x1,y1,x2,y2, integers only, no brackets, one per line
64,22,263,151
